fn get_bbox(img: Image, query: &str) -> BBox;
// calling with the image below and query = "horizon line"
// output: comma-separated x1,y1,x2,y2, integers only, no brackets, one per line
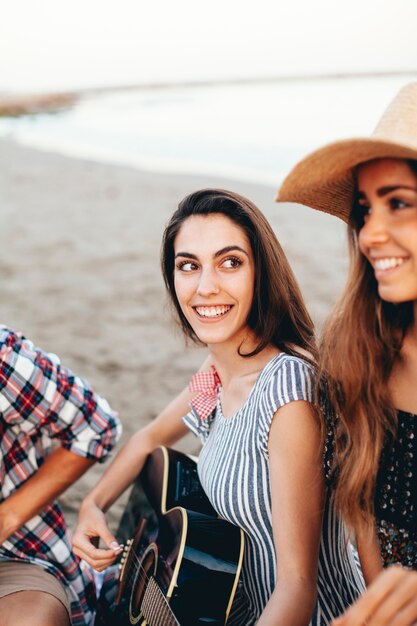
2,69,417,99
79,69,417,97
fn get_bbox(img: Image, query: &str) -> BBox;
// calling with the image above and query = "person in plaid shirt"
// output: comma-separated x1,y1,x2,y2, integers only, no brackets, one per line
0,325,121,626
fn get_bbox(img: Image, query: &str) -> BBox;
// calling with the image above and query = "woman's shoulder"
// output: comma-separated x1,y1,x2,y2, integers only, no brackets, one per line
253,352,317,439
259,351,316,405
265,350,316,379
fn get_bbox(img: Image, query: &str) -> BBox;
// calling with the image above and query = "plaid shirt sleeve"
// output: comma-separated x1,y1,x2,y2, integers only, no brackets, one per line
0,325,121,462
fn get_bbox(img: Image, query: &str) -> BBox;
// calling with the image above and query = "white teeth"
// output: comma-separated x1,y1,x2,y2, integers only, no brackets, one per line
374,257,406,271
195,305,231,318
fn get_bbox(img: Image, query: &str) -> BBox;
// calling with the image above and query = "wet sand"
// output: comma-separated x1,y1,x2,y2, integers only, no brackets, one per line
0,137,347,531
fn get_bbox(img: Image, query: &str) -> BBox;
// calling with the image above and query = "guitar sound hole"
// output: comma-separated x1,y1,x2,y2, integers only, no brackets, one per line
129,544,157,622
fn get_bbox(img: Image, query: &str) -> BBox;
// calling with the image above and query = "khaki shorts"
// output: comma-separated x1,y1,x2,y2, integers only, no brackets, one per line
0,561,70,617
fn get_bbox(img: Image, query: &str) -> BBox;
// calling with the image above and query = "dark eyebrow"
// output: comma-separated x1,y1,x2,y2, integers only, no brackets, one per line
357,185,417,200
175,245,249,260
214,245,249,259
175,251,198,260
377,185,417,196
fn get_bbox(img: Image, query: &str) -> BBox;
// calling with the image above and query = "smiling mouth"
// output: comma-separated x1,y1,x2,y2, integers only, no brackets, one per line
194,305,233,318
372,257,408,274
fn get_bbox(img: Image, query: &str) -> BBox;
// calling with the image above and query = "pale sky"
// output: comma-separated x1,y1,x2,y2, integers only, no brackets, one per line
1,0,417,92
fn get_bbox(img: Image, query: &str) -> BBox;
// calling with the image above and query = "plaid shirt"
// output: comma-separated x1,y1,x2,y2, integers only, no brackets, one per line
0,326,121,625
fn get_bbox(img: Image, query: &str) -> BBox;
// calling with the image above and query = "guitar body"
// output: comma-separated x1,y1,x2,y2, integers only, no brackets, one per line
96,447,244,626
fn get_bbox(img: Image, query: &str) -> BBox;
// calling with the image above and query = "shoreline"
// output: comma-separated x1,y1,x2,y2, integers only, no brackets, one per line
1,136,347,531
2,74,416,197
0,132,283,189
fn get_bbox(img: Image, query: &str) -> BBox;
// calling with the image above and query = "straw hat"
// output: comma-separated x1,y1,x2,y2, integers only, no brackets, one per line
276,82,417,222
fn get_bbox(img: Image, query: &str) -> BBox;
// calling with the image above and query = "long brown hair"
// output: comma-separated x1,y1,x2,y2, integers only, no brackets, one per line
161,188,316,360
319,159,417,530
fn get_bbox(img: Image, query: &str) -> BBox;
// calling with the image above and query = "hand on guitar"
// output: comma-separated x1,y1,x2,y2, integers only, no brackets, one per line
332,566,417,626
73,498,123,571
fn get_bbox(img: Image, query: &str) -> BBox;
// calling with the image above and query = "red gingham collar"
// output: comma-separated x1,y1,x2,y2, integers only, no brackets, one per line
188,365,221,420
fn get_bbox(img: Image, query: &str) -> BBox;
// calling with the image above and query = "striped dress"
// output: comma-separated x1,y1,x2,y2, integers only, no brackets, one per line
183,353,365,625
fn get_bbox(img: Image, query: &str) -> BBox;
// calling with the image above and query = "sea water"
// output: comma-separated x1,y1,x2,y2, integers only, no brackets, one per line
0,75,415,186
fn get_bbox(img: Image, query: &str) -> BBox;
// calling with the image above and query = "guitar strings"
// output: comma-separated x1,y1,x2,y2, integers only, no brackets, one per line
121,548,162,591
122,551,152,586
119,547,178,621
141,579,180,626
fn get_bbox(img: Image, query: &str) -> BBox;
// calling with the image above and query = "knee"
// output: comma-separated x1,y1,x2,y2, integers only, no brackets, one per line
26,598,70,626
28,606,70,626
0,592,70,626
4,612,70,626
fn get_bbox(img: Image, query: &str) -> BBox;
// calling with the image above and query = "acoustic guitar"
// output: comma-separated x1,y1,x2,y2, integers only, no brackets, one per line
96,446,244,626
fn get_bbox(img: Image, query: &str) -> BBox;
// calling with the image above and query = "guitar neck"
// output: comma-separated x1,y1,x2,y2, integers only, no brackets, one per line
140,576,180,626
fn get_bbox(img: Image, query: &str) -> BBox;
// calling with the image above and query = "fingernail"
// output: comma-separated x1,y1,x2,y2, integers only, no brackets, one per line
110,542,123,551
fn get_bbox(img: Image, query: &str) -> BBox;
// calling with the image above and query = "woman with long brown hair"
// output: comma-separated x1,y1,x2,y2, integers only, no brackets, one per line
73,188,363,625
278,82,417,625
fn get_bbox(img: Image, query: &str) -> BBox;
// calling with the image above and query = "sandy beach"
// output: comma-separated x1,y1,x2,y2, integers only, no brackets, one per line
0,136,347,532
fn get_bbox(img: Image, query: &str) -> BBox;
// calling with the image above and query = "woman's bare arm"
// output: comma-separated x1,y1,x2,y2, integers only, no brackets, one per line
73,355,212,570
356,523,383,585
257,400,324,626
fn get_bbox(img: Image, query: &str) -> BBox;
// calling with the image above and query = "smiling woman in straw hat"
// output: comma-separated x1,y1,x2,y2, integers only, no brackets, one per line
278,82,417,625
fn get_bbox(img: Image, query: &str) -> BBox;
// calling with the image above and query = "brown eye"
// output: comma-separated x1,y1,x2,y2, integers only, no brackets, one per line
222,257,242,269
177,261,198,272
390,198,409,210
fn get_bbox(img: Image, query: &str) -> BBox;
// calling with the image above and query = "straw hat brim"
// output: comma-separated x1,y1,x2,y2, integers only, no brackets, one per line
277,137,417,223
